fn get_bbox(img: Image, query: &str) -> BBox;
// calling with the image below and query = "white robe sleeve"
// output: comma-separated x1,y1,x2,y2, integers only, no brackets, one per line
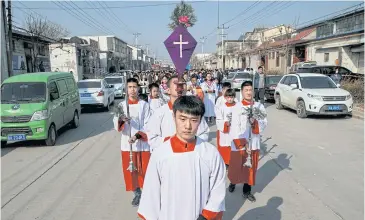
140,102,152,133
112,102,129,135
214,83,218,97
257,103,268,133
137,151,161,219
197,119,210,142
203,148,226,213
230,105,247,139
145,108,164,151
201,82,208,93
215,106,226,133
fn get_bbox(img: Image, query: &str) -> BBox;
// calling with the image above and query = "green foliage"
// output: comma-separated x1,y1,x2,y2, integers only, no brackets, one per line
168,1,197,30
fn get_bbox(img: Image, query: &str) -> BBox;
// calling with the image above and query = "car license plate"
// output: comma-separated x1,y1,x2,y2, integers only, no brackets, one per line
8,134,26,141
328,105,341,111
81,93,91,97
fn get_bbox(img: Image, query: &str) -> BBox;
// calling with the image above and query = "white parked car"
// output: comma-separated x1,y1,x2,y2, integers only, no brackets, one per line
104,76,125,98
274,73,353,118
77,79,115,111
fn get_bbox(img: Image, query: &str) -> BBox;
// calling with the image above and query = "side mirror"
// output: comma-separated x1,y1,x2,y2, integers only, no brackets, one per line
109,85,114,88
290,84,298,89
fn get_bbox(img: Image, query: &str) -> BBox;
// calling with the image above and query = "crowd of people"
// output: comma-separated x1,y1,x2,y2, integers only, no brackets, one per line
113,68,267,220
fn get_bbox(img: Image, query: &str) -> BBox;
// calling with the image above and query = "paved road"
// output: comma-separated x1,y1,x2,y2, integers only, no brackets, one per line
1,101,363,220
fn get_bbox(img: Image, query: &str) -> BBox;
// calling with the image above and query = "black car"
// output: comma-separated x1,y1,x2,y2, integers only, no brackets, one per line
296,65,363,81
264,75,283,101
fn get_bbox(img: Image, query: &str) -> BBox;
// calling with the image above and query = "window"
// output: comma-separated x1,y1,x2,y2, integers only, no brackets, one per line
336,14,364,34
282,76,292,85
272,52,275,59
57,79,68,96
1,82,46,103
12,40,15,51
290,76,298,85
324,53,329,62
300,76,337,89
49,82,60,100
38,45,46,56
105,77,123,84
77,81,101,88
276,52,280,67
339,67,350,75
66,78,75,91
317,24,334,38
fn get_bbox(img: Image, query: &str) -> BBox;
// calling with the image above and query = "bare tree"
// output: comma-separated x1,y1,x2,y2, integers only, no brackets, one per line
24,13,69,72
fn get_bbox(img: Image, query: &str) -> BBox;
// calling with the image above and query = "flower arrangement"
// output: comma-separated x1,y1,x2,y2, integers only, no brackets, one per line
168,1,197,30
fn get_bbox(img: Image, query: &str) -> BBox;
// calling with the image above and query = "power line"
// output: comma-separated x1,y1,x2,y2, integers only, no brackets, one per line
13,1,208,10
222,1,262,25
99,1,135,34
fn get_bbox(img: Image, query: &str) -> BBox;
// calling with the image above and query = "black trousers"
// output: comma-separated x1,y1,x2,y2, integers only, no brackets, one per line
242,183,252,194
254,88,265,104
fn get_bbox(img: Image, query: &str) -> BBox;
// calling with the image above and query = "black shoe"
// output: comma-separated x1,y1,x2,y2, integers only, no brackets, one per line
228,183,236,193
243,192,256,202
131,194,141,207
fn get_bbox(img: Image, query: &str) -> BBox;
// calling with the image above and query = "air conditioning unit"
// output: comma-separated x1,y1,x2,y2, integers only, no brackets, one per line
23,42,33,49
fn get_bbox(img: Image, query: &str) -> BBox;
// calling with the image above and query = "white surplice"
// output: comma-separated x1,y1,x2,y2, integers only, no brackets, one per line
201,82,218,117
148,97,165,114
112,100,151,152
215,103,235,147
138,136,226,220
229,101,268,151
145,102,210,151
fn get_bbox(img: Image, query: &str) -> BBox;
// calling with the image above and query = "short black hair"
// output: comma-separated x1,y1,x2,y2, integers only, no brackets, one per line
190,74,198,79
222,82,231,89
173,95,205,118
138,93,148,102
258,66,263,70
224,88,236,97
127,77,139,85
167,75,186,88
133,74,139,79
241,80,253,89
148,83,159,90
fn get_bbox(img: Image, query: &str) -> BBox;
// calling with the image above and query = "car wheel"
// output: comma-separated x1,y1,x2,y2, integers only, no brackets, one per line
105,99,111,111
1,141,7,147
71,111,80,128
45,124,57,146
275,94,283,109
296,100,307,118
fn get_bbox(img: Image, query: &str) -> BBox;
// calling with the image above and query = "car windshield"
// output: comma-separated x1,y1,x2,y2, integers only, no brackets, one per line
105,78,123,84
77,81,101,88
235,72,251,79
266,76,282,85
1,82,46,103
300,76,337,89
227,72,236,79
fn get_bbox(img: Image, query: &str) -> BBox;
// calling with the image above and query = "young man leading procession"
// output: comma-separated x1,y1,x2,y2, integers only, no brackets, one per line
138,95,226,220
113,78,152,207
227,80,267,202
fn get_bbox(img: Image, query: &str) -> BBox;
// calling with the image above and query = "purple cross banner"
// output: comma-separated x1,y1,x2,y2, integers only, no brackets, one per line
164,25,197,75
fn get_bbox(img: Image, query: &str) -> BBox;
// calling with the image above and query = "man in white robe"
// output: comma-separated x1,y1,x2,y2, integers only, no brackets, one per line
113,78,152,207
145,75,210,152
201,72,218,123
138,96,226,220
147,83,165,114
228,80,267,202
215,88,236,167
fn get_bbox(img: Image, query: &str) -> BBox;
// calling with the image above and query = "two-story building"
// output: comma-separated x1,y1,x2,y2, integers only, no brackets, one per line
80,35,128,73
303,8,364,74
11,30,52,75
49,36,100,81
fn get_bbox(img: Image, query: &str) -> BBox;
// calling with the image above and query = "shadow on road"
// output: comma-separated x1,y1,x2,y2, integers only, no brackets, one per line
1,110,115,157
254,153,292,195
237,197,283,220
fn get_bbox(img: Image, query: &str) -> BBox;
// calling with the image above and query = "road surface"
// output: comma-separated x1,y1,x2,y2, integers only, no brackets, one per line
1,102,363,220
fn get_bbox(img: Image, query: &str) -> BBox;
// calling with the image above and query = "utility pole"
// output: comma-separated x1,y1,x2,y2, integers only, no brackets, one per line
133,33,141,71
7,0,12,77
218,24,228,70
200,36,207,53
